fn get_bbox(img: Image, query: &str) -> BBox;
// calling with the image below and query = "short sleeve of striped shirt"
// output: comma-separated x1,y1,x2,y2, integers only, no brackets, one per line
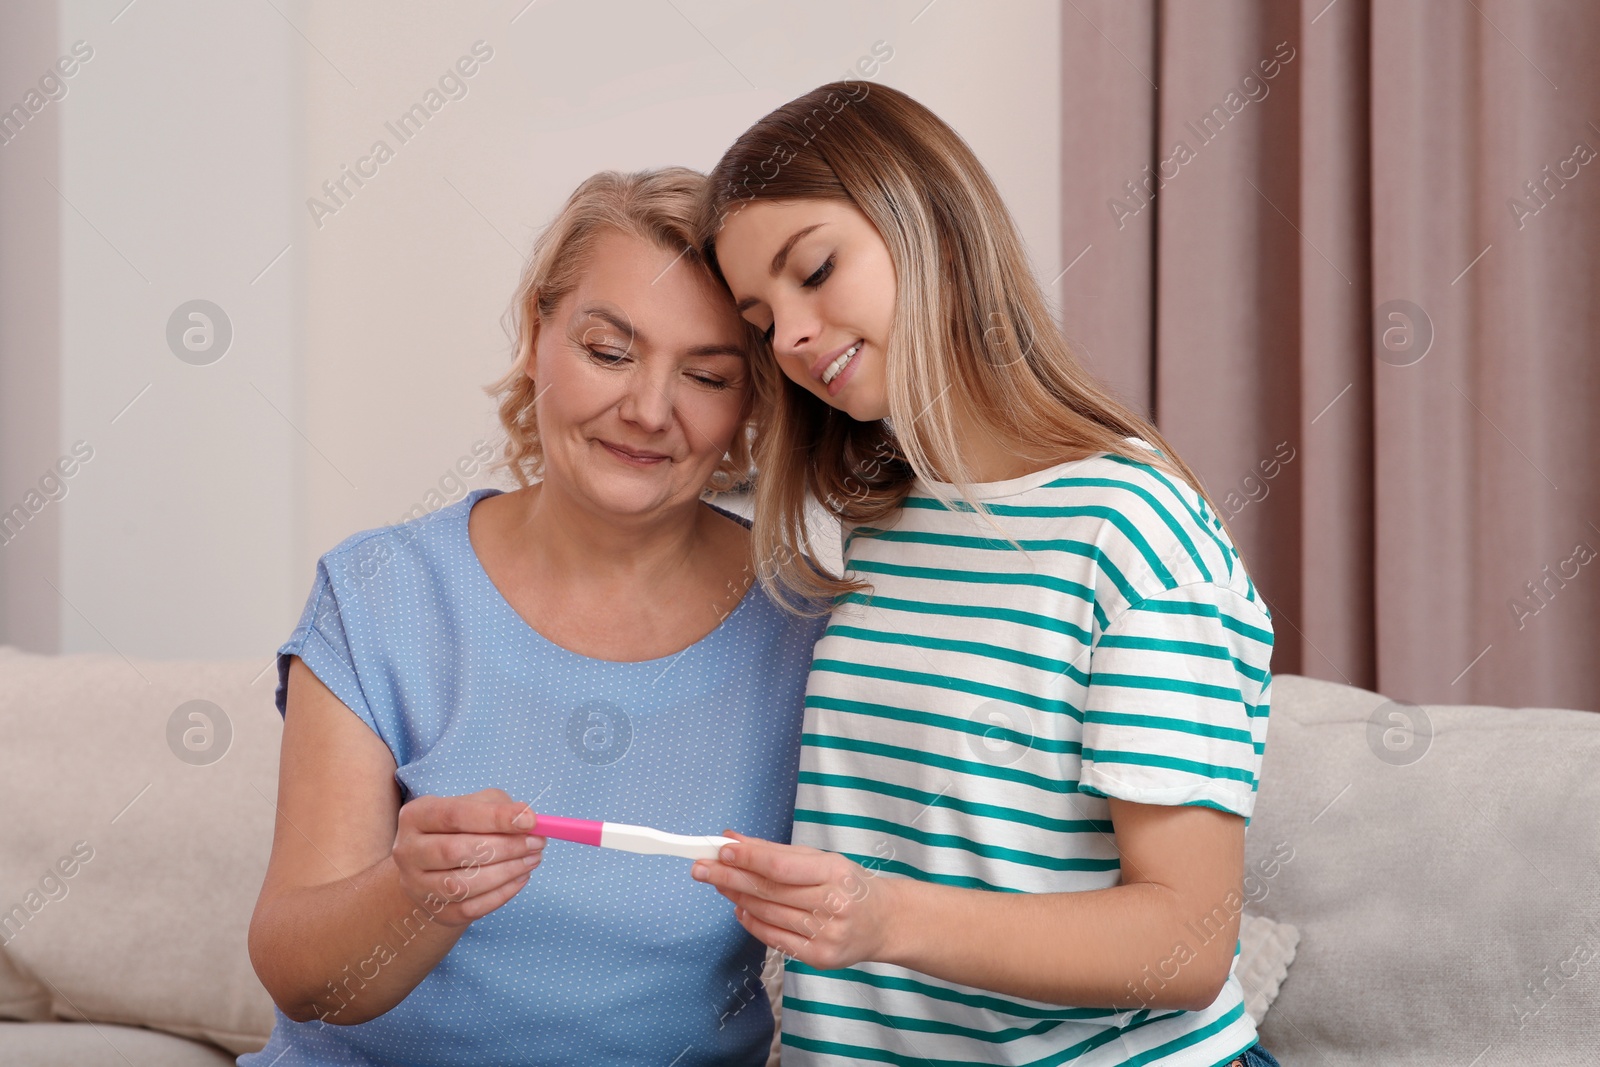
1078,582,1273,823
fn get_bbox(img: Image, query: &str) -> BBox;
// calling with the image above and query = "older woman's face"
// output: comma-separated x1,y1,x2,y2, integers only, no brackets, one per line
530,229,751,518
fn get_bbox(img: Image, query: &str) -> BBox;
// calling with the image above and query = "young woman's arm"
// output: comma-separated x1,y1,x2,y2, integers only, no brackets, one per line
694,799,1245,1012
876,800,1243,1010
247,657,543,1024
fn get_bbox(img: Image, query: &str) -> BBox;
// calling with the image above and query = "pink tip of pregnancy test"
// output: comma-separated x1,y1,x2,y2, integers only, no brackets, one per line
530,814,603,846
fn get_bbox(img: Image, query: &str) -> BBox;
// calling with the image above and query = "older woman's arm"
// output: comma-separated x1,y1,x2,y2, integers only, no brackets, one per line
247,657,544,1025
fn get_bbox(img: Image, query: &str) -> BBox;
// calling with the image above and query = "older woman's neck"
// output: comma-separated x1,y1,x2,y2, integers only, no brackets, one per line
522,478,711,585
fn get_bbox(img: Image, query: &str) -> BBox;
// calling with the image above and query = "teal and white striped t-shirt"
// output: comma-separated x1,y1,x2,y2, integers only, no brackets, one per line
782,441,1274,1066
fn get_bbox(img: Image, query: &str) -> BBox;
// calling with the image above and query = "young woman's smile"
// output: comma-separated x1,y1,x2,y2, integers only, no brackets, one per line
815,337,864,393
714,198,896,422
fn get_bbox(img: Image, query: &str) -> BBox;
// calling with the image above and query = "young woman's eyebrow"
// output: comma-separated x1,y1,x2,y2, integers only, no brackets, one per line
769,223,825,275
734,223,827,314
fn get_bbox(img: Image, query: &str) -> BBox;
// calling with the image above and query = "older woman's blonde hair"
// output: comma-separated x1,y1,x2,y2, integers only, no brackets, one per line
486,167,756,493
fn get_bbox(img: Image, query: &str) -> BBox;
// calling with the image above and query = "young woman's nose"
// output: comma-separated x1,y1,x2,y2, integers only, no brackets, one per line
769,298,818,355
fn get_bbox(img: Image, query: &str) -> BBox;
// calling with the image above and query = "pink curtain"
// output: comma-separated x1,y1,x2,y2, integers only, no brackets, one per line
1059,0,1600,711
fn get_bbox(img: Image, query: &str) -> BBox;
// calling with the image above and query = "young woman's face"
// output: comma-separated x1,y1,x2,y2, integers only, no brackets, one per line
529,229,751,518
714,198,895,422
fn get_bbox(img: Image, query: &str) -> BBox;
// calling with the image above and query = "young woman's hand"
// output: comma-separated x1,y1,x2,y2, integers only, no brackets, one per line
390,787,547,928
690,830,900,970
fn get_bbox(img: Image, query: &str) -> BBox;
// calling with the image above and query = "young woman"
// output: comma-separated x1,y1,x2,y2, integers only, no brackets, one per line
244,168,822,1066
686,84,1282,1067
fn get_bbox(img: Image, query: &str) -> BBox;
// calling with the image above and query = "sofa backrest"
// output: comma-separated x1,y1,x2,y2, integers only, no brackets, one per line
0,646,280,1054
1245,674,1600,1062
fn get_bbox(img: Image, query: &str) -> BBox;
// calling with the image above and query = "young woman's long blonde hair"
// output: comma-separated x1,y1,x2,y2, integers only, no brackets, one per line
695,82,1226,611
487,167,756,493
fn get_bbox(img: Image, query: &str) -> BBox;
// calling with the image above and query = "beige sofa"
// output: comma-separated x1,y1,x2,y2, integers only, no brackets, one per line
1,645,1596,1064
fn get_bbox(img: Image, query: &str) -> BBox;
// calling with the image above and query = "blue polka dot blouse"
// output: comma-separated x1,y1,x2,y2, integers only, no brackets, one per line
238,488,825,1066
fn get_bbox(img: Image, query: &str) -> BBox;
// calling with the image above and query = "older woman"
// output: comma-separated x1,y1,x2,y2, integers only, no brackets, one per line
242,169,823,1066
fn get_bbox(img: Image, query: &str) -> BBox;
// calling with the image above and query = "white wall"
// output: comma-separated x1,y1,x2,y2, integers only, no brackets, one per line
24,0,1059,660
55,0,302,661
0,1,64,651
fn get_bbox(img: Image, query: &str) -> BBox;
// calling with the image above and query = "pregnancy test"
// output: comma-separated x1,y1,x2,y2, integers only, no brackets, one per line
531,814,735,861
